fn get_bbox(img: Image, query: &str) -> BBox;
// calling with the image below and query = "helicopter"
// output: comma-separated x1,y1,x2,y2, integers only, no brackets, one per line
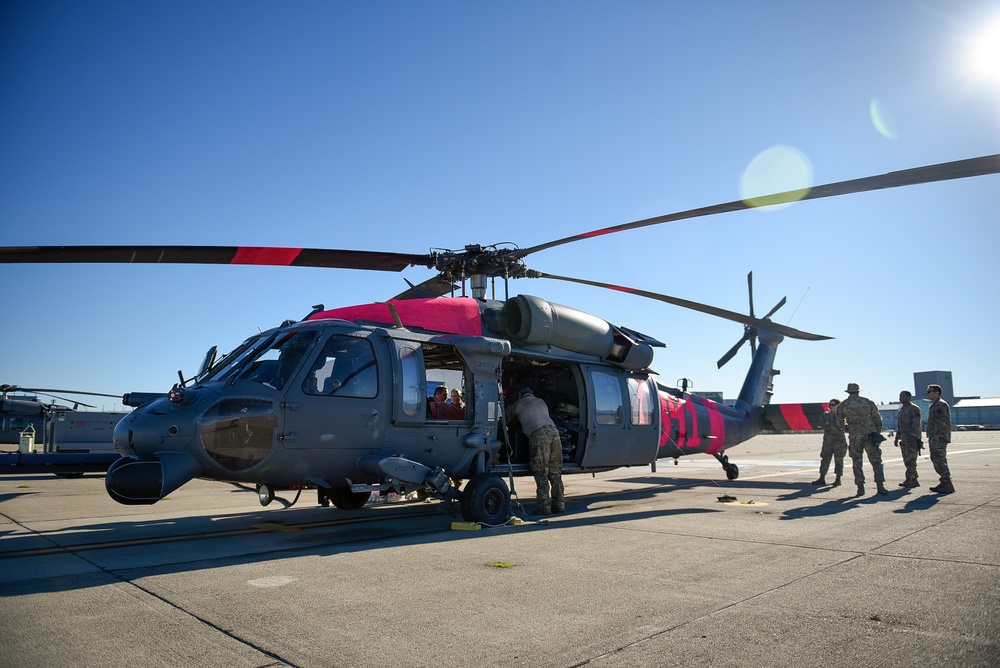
1,154,997,524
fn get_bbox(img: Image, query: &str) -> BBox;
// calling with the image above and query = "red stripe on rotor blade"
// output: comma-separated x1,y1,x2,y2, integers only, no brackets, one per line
231,247,303,265
779,404,813,431
580,229,617,239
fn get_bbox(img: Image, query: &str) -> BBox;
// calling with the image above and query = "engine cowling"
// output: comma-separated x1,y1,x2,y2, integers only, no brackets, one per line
498,295,653,370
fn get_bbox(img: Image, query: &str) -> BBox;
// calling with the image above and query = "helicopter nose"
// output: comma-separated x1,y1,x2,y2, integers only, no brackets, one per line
108,392,211,504
106,452,202,505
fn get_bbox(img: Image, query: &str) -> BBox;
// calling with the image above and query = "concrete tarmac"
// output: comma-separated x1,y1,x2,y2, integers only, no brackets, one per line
1,432,998,667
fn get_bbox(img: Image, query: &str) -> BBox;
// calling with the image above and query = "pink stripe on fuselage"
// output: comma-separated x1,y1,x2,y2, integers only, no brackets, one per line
698,395,726,455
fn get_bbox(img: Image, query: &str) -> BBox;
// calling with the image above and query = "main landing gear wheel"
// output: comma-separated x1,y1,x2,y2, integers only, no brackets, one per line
460,473,511,525
329,487,372,510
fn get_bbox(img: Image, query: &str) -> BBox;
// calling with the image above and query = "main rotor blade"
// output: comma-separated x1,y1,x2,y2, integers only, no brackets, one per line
535,272,832,341
512,153,1000,259
0,245,435,272
747,271,755,319
392,275,459,300
0,385,121,399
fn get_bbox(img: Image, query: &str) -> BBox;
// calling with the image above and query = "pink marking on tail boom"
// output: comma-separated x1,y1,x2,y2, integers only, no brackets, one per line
232,247,303,265
779,403,814,431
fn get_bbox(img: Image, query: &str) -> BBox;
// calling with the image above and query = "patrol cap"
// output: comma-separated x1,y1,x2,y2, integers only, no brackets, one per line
519,387,534,398
845,382,860,393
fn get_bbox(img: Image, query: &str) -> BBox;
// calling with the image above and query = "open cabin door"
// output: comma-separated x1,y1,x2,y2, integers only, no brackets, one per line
579,365,660,468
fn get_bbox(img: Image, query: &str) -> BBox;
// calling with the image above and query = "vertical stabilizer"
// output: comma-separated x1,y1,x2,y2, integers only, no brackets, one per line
733,330,783,413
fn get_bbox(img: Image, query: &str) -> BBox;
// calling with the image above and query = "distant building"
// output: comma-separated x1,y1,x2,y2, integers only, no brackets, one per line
879,397,1000,431
914,370,955,405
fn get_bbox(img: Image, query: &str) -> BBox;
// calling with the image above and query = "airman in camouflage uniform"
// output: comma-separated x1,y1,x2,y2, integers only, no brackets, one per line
925,384,954,494
511,388,564,514
812,398,847,486
836,382,888,496
894,390,923,488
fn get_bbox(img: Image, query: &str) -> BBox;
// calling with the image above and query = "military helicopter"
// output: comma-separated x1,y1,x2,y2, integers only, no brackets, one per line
1,154,997,524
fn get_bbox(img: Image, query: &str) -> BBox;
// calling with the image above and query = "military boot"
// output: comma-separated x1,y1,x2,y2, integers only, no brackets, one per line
855,483,865,496
811,477,826,485
876,482,888,496
831,475,842,487
931,480,955,494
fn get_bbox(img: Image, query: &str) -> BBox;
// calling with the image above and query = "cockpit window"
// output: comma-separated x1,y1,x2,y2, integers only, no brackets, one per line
237,330,318,390
302,335,378,398
199,333,277,384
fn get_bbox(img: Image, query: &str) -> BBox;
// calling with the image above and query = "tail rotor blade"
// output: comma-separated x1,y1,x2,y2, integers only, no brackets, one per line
717,336,749,369
762,296,787,320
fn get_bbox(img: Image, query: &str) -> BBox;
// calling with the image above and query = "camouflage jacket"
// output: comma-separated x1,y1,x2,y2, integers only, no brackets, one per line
926,399,951,443
819,410,846,436
896,403,922,444
837,394,883,435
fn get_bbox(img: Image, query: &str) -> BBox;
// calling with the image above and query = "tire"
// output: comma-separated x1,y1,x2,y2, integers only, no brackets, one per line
329,487,372,510
460,473,511,525
726,464,740,481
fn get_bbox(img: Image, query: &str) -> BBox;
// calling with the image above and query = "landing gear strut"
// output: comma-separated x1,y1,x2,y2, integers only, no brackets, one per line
714,451,739,480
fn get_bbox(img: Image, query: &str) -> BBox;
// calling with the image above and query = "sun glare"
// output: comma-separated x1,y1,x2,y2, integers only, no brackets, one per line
967,12,1000,84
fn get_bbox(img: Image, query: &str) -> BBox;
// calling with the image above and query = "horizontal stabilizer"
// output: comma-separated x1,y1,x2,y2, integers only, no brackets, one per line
763,402,831,432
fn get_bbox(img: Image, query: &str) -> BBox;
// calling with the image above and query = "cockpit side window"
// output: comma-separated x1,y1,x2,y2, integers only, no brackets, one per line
238,330,318,390
302,335,378,398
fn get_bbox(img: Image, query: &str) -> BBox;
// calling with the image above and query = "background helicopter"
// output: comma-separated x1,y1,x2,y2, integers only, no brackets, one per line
1,154,997,523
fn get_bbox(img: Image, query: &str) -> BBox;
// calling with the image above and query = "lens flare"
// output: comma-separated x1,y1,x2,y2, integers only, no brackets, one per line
870,98,899,140
740,145,813,210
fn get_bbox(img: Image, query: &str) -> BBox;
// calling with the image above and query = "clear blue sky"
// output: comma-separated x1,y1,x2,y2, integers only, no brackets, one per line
2,0,998,408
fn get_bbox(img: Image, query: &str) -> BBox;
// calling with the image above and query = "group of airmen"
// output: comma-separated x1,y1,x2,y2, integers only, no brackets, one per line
812,382,954,496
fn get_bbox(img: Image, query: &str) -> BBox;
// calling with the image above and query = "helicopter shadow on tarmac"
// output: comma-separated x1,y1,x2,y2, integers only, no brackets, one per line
0,484,718,598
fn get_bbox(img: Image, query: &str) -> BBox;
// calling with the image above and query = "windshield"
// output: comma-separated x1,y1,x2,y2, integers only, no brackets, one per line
198,332,278,384
236,330,318,390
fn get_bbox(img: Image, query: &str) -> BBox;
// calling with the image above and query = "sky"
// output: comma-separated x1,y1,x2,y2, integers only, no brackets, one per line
2,0,999,410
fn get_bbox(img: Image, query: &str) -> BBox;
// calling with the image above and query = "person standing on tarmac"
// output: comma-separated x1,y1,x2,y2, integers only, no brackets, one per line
510,387,564,515
812,398,847,487
894,390,923,488
926,384,955,494
837,382,888,496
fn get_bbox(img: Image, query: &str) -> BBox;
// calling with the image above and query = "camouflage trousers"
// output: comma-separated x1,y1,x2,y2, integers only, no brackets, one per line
928,438,951,482
848,432,884,485
528,425,564,513
898,439,922,482
818,434,848,478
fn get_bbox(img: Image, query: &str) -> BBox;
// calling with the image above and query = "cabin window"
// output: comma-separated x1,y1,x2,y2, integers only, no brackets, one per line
422,342,467,420
399,345,424,417
302,335,377,398
628,377,654,426
591,370,623,425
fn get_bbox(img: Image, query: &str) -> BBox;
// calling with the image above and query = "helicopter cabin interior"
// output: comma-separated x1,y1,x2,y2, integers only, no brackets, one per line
418,339,659,472
417,342,583,468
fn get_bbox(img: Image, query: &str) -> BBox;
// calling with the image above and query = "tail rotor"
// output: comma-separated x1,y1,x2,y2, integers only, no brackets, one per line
716,272,786,369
